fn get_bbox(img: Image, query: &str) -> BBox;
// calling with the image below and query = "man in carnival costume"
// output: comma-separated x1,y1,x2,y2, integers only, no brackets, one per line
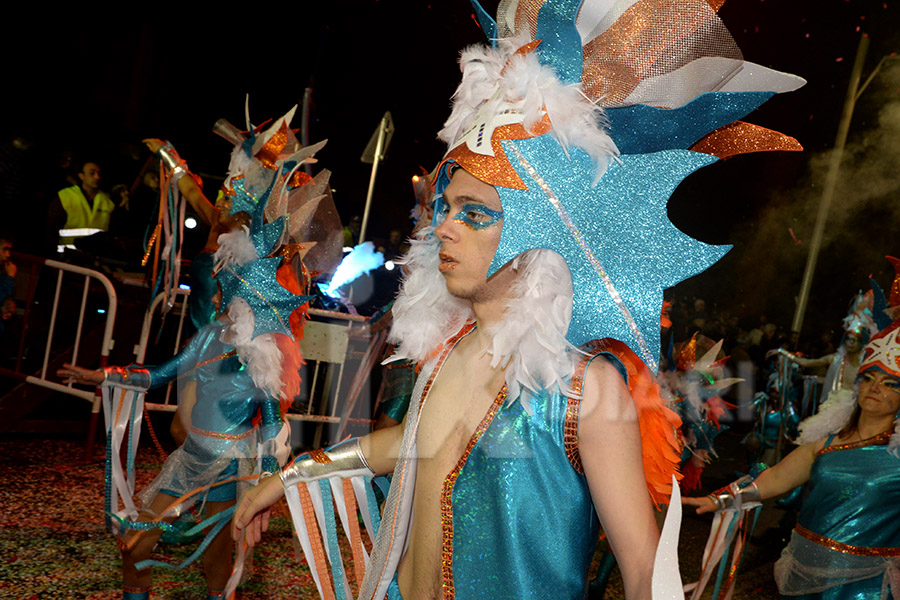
234,1,803,598
59,108,330,600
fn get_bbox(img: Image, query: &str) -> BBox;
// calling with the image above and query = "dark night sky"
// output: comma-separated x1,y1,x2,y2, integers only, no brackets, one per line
4,1,899,337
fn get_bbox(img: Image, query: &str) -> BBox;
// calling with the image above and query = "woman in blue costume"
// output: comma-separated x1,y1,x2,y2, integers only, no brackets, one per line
685,318,900,599
60,275,304,599
59,106,320,599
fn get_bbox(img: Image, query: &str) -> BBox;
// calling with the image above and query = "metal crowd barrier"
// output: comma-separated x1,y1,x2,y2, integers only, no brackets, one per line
0,254,118,455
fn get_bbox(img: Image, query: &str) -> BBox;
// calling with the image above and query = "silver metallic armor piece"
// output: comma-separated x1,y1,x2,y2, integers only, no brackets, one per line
279,438,374,488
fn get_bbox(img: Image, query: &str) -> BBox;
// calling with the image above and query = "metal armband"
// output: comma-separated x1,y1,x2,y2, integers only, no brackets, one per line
102,366,151,391
709,475,762,511
157,143,190,183
279,438,374,489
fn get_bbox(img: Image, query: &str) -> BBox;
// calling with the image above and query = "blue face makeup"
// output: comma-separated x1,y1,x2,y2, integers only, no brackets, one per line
452,203,504,230
432,197,504,231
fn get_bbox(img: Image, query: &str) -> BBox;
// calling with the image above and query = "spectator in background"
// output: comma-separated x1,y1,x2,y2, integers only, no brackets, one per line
343,214,361,247
0,237,16,337
49,161,115,248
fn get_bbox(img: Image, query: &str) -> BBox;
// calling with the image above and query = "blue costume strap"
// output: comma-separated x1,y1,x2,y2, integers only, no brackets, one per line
319,480,348,600
710,515,739,600
134,506,234,571
364,476,383,537
104,420,113,532
126,393,138,478
108,512,178,534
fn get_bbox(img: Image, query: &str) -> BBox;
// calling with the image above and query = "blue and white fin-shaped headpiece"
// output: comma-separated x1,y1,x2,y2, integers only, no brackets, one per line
430,0,805,371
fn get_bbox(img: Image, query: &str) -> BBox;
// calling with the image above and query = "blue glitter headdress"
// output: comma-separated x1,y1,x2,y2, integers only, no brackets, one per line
211,105,324,341
434,0,805,371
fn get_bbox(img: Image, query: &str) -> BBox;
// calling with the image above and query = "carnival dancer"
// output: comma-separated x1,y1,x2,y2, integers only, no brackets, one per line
685,261,900,599
770,292,876,408
233,2,804,599
58,107,332,600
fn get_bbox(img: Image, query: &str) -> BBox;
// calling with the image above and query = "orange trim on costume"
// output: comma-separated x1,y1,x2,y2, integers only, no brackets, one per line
582,0,720,104
817,431,891,456
255,121,290,169
689,121,803,159
365,323,476,595
440,385,509,600
565,341,615,472
299,482,337,600
795,524,900,557
343,478,367,590
581,338,682,507
445,123,538,190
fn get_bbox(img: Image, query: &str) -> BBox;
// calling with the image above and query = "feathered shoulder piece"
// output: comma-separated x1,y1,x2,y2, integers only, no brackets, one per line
576,338,683,507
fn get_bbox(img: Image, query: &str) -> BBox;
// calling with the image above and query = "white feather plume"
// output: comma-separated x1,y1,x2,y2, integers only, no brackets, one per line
388,233,577,409
221,298,285,400
387,228,474,362
438,33,618,184
485,249,577,411
795,388,857,445
214,226,259,269
227,144,254,180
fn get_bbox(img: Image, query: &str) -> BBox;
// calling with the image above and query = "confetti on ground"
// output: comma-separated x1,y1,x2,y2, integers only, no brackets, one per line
0,436,785,599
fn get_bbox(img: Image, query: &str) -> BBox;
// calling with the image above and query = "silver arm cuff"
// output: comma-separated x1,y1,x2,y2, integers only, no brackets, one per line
713,477,761,511
157,145,189,182
102,366,151,391
279,438,374,488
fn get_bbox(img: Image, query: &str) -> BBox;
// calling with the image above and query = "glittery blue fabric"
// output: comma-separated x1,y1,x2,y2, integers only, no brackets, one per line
799,444,900,551
534,0,584,85
606,91,776,155
142,322,282,500
451,371,603,599
251,216,285,257
217,256,311,340
189,251,218,331
491,134,728,367
469,0,497,44
788,442,900,599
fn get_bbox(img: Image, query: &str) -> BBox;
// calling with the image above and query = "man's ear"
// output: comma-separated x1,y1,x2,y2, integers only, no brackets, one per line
78,172,85,184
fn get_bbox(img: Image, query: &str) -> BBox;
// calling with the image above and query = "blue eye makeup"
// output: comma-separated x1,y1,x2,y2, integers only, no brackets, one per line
451,203,504,230
432,195,450,227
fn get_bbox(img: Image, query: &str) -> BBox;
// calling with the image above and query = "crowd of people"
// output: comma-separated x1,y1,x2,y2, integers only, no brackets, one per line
1,1,897,600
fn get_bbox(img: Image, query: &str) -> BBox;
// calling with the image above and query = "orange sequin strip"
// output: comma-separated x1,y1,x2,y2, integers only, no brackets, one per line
440,384,509,599
565,339,609,473
690,121,803,159
342,478,367,591
309,448,333,464
255,122,290,170
194,349,237,370
817,431,891,456
365,322,475,592
299,482,337,600
795,524,900,557
189,425,254,441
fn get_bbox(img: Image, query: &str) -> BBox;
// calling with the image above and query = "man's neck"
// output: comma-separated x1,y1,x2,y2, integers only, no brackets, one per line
469,294,508,351
81,185,97,201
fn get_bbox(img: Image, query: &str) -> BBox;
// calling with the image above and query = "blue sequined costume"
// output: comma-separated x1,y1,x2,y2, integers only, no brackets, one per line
774,434,900,598
133,321,283,504
373,334,628,600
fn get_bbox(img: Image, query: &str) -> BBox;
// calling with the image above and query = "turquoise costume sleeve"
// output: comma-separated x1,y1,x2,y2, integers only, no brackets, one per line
258,396,282,474
142,325,219,389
